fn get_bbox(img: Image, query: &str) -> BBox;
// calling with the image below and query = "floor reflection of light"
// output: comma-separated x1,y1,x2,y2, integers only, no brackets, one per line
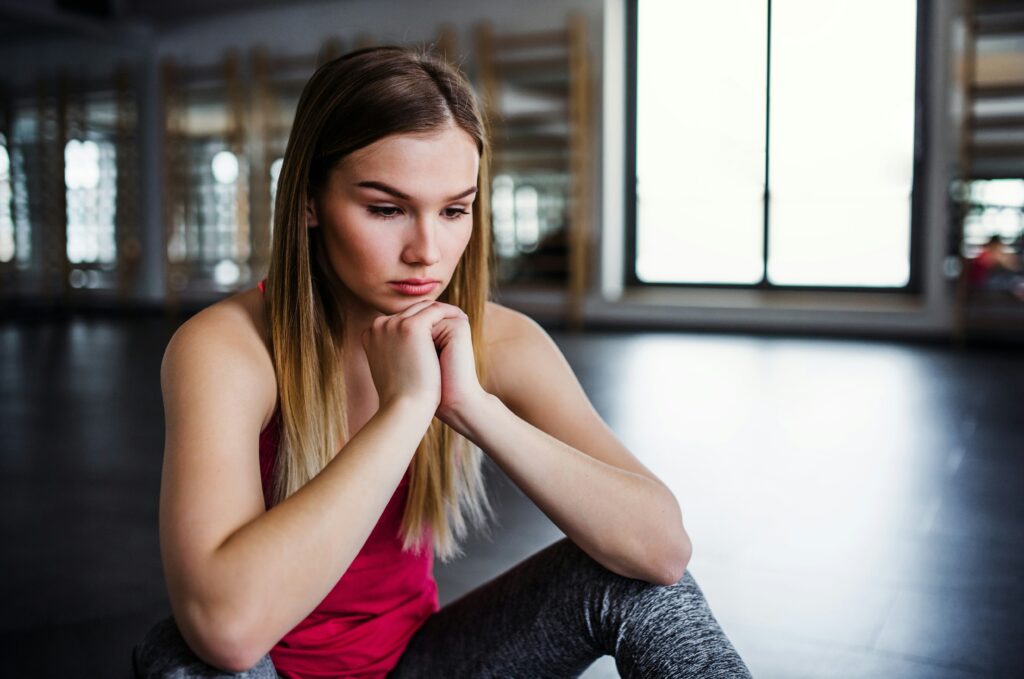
608,335,945,591
63,320,130,473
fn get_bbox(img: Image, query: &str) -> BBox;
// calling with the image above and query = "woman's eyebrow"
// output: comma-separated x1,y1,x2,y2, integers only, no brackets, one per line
354,180,477,202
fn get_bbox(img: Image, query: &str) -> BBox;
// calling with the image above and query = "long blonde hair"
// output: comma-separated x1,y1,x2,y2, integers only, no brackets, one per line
264,46,494,561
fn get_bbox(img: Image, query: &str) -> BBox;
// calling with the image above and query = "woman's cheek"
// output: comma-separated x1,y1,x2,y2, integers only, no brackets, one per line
455,222,473,253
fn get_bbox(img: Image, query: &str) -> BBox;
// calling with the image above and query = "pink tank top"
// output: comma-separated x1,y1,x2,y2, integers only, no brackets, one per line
257,278,438,678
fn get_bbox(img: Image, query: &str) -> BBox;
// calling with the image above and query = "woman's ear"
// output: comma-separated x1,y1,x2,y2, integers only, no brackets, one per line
305,197,319,228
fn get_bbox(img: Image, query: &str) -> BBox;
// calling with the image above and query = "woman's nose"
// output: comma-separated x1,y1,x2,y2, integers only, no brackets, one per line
402,215,441,266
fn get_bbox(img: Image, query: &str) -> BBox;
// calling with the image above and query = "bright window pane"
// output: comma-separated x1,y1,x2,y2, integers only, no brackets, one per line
767,0,917,287
636,0,767,284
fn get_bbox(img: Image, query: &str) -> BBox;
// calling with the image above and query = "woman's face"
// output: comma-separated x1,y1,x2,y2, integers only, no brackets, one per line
310,123,480,318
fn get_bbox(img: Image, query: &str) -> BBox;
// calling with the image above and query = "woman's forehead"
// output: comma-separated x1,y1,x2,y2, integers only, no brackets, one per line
336,127,480,196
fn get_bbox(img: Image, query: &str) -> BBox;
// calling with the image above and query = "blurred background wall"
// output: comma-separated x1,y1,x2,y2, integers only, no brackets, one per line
0,0,1022,344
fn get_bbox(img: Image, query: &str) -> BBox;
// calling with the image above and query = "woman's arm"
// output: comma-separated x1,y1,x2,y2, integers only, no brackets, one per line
443,304,691,586
159,310,435,673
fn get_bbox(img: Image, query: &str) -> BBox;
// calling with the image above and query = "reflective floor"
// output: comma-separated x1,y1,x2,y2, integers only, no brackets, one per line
1,315,1021,677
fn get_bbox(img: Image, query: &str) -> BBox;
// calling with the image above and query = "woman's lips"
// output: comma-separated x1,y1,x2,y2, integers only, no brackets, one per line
389,281,439,295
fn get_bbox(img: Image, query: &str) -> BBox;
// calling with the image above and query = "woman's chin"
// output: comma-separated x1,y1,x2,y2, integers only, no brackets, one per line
345,285,444,317
393,295,439,311
372,295,436,316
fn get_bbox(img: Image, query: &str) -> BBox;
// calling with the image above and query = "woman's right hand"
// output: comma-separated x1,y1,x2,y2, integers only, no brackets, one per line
361,300,468,412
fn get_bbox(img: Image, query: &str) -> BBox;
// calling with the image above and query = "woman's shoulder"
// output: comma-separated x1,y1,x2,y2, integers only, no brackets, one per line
168,287,272,360
482,301,554,400
163,287,278,432
483,300,542,347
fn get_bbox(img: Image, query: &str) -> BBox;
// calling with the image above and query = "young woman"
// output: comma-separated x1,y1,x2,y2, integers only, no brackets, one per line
133,46,751,679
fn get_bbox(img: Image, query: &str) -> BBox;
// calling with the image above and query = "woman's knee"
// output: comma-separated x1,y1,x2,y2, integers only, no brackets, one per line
547,537,679,592
527,538,736,635
132,615,278,678
558,543,724,627
566,541,711,609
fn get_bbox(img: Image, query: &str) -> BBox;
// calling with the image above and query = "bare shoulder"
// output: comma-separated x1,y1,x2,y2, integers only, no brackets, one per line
162,288,277,432
483,300,545,346
482,301,557,402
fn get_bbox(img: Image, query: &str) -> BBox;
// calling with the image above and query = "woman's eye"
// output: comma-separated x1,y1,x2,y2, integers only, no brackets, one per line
444,208,470,220
367,205,468,220
367,205,401,218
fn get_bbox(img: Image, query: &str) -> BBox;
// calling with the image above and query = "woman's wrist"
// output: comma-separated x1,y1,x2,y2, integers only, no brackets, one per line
438,389,501,440
378,392,439,428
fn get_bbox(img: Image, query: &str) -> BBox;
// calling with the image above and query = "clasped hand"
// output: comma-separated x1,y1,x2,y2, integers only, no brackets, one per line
361,300,486,426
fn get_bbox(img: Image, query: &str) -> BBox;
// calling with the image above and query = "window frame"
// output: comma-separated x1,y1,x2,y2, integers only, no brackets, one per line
624,0,929,293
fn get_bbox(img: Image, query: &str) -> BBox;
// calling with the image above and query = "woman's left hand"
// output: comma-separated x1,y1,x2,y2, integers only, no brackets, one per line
429,304,489,430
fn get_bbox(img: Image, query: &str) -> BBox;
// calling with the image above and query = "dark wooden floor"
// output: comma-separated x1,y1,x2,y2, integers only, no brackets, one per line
1,314,1022,678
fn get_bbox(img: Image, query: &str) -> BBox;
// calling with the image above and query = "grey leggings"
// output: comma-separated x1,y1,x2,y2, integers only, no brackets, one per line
133,537,752,678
